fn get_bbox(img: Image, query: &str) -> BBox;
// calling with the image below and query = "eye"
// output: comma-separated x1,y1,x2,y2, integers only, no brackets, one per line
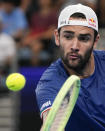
78,35,91,42
64,34,74,40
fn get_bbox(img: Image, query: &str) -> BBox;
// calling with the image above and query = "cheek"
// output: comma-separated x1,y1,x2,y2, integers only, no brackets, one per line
81,42,94,52
60,39,71,52
80,44,94,60
60,42,69,57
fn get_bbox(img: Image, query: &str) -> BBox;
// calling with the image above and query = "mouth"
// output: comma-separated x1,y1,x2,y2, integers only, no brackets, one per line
68,54,80,60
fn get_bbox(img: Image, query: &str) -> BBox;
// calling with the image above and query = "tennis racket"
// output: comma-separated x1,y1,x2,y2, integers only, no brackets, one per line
42,75,81,131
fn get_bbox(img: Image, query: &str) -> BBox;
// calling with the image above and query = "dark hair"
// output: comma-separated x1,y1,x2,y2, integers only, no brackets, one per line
58,12,98,42
71,12,86,19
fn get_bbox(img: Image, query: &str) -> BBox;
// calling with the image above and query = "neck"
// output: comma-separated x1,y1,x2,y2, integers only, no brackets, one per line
63,53,95,79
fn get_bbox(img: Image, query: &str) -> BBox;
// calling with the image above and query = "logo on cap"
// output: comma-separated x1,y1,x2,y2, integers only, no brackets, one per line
89,18,96,23
88,18,96,28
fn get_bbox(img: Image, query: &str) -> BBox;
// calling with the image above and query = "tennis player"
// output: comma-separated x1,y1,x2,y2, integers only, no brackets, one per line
36,4,105,131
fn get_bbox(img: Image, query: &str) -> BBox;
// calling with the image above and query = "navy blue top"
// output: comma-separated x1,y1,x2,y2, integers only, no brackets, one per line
35,50,105,131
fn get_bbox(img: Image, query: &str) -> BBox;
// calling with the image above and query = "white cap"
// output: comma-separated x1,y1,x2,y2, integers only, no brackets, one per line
58,4,98,32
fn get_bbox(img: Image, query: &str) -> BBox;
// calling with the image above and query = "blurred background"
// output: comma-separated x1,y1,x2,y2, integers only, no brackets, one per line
0,0,105,131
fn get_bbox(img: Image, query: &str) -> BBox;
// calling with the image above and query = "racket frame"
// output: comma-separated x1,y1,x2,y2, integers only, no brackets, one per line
42,75,80,131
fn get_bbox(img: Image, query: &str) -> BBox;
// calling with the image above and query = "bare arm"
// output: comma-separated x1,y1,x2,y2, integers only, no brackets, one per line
40,111,49,131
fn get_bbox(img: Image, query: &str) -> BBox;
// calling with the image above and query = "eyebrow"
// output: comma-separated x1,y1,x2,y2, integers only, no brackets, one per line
63,30,92,37
79,33,92,37
63,31,74,34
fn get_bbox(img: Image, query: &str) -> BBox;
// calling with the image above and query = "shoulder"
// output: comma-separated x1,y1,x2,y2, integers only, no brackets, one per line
36,58,68,94
40,59,64,80
93,50,105,72
38,58,68,82
94,50,105,60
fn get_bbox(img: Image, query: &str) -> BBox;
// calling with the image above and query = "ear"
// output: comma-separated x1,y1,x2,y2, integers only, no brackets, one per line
54,29,60,46
94,34,100,49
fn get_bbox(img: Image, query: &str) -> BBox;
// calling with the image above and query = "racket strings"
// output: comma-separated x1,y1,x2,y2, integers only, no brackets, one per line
50,88,72,131
50,102,68,130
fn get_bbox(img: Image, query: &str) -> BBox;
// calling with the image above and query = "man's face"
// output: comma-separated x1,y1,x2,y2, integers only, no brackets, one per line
55,25,97,72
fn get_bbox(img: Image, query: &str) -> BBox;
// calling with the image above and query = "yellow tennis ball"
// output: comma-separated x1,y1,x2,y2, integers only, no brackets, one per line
6,73,26,91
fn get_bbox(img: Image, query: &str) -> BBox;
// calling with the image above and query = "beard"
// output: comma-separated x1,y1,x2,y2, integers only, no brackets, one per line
60,45,94,74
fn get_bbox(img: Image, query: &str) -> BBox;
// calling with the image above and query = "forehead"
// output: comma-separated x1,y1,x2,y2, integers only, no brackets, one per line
60,25,94,35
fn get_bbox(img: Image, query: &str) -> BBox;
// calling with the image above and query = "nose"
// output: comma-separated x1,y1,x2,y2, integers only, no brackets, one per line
71,37,79,52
